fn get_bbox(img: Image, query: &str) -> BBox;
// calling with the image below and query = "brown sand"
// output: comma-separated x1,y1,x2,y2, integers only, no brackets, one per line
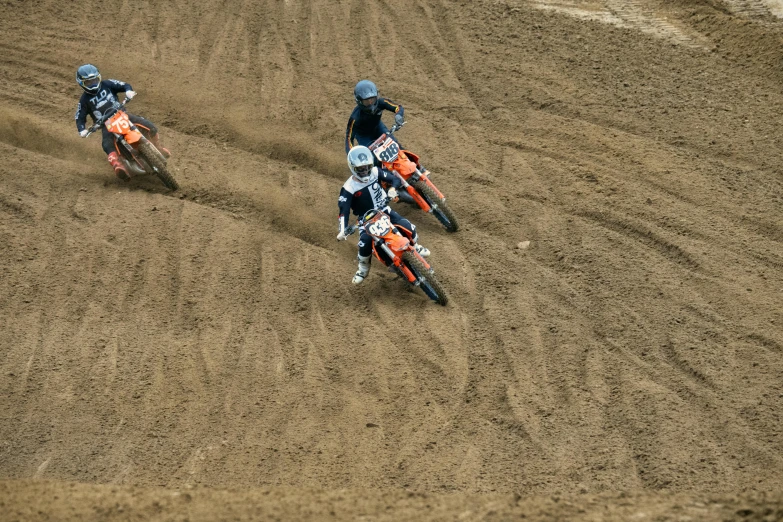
1,0,782,519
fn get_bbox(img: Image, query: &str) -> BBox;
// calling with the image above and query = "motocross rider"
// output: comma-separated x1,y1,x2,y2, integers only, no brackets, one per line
74,64,170,180
348,80,431,204
337,146,431,285
345,80,406,154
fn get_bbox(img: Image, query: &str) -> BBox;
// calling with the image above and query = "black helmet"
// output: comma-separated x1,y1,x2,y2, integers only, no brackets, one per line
76,64,101,94
354,80,379,114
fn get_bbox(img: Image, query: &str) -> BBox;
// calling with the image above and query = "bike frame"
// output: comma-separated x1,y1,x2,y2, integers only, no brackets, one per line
348,210,432,284
368,126,446,211
86,99,151,174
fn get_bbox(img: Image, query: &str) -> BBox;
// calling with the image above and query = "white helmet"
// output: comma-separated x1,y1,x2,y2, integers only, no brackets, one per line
347,146,375,183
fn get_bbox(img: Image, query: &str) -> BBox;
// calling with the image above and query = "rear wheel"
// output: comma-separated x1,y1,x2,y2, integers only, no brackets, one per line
411,180,459,232
139,141,179,190
402,251,448,306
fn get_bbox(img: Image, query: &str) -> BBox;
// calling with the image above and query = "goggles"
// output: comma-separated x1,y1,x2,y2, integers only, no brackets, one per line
354,164,372,177
80,75,101,89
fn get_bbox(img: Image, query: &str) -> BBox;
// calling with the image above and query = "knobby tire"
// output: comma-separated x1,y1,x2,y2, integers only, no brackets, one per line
401,251,448,306
138,141,179,191
411,180,459,232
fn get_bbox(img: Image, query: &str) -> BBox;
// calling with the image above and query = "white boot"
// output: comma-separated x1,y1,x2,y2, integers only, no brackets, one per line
414,243,430,257
352,255,371,284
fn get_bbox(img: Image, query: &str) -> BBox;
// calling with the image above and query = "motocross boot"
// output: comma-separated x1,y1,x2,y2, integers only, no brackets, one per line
352,255,371,284
108,152,130,181
149,133,171,159
415,244,431,257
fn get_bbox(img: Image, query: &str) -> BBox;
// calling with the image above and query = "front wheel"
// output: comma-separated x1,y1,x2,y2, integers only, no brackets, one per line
411,180,459,232
402,251,448,306
138,141,179,190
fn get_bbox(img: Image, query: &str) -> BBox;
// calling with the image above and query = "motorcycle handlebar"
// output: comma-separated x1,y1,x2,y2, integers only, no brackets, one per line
388,121,405,134
84,97,132,137
345,198,393,235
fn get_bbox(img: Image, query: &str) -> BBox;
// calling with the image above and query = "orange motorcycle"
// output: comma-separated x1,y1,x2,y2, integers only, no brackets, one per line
85,98,179,190
368,123,458,232
347,206,448,306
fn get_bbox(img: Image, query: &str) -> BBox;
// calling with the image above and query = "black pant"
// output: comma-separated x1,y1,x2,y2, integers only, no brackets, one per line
101,114,157,155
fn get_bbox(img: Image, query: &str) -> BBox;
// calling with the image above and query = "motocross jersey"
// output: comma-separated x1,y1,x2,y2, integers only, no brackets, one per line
338,167,402,232
74,79,133,132
345,98,404,153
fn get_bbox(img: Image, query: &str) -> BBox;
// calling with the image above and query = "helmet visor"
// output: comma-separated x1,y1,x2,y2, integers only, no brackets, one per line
354,164,372,178
82,76,101,89
360,96,377,107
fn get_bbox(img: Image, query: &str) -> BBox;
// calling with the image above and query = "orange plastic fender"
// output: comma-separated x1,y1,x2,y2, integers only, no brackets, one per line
387,150,418,177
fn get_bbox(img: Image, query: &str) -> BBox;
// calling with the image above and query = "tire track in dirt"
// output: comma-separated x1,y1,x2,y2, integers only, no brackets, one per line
746,333,783,353
517,0,707,47
390,217,554,491
1,182,109,478
577,271,783,490
722,0,776,18
576,210,702,271
606,0,705,47
660,339,717,389
484,112,783,483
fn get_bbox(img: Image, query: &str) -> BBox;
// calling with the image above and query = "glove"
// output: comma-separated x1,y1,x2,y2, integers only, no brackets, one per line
387,187,399,202
125,90,136,100
79,129,89,138
337,217,348,240
394,113,404,126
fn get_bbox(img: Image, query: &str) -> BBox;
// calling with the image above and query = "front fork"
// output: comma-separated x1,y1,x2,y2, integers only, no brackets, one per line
377,242,415,282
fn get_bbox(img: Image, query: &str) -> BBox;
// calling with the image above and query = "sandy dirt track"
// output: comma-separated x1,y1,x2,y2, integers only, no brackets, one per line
1,0,783,519
2,480,782,522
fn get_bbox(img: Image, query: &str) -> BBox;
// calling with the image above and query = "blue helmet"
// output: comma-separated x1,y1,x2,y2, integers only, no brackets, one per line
76,64,101,94
354,80,379,114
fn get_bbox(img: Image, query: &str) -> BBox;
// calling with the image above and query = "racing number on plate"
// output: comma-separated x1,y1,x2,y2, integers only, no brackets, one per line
368,215,392,236
106,114,130,133
373,139,400,163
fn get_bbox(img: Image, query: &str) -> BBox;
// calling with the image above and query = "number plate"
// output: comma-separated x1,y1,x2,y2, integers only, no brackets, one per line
105,111,131,133
371,137,400,163
367,215,392,237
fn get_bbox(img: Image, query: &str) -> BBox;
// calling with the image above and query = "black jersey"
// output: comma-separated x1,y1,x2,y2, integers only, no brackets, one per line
345,98,404,153
337,167,401,232
74,79,133,132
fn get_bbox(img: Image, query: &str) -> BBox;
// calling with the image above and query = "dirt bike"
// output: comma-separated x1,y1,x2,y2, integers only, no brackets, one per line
368,122,459,232
85,98,179,190
346,206,448,306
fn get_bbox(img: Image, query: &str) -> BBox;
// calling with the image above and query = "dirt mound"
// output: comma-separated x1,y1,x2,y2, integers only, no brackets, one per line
1,0,782,518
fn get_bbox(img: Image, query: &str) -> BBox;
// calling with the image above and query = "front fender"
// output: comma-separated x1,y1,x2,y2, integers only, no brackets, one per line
124,127,144,144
